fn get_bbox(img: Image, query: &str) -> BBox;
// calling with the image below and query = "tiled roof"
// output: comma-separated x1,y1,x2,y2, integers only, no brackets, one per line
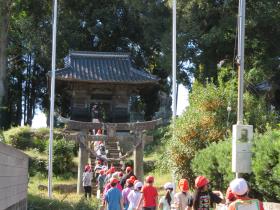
55,51,158,84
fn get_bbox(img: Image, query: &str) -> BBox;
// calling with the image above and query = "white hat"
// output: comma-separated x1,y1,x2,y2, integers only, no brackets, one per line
134,181,143,189
164,182,174,190
112,172,119,179
230,178,248,196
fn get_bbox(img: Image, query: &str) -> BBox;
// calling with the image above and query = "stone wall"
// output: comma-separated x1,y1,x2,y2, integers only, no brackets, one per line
0,142,28,210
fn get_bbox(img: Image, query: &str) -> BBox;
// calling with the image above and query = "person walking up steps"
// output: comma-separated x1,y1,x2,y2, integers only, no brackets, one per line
159,182,174,210
173,179,192,210
137,175,158,210
192,176,225,210
82,164,93,199
228,178,264,210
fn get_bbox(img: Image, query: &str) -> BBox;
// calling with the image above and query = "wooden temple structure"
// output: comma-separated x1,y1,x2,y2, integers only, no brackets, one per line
52,51,161,193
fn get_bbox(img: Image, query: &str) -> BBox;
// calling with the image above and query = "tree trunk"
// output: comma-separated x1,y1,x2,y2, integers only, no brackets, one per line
0,0,11,128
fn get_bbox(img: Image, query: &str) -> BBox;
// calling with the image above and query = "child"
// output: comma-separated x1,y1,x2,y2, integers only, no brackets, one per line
159,182,174,210
192,176,225,210
82,164,93,199
137,175,158,210
173,179,192,210
127,181,143,210
228,178,264,210
97,169,106,194
122,178,134,210
105,178,123,210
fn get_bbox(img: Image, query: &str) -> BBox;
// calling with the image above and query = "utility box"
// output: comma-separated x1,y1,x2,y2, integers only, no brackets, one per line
232,124,253,173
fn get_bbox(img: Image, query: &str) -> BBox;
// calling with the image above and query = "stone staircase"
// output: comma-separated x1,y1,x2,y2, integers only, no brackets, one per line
105,137,123,171
89,136,123,196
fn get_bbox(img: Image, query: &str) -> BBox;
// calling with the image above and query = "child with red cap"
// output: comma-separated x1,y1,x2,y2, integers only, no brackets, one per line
122,178,134,210
228,178,264,210
97,169,106,195
82,164,93,199
105,178,124,210
120,166,136,188
192,176,225,210
137,175,158,210
173,179,192,210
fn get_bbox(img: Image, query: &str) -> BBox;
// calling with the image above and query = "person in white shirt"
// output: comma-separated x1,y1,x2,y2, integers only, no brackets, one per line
127,181,143,210
82,164,93,199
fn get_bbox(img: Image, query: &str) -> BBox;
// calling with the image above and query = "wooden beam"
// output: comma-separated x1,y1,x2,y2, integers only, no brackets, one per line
58,115,162,131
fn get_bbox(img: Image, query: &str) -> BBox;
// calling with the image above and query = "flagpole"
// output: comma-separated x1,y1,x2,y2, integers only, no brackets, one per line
48,0,58,198
172,0,177,187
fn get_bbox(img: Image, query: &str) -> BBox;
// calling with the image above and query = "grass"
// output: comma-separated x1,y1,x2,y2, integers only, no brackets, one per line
28,175,99,210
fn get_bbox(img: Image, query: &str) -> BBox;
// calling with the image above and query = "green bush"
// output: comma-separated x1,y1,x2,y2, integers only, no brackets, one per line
29,157,47,177
53,139,75,176
161,69,278,184
4,126,33,150
191,139,234,191
252,129,280,201
192,129,280,202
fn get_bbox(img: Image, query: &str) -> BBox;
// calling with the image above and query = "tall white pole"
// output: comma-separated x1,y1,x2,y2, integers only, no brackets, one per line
172,0,177,118
237,0,245,125
235,0,245,179
172,0,177,187
48,0,58,198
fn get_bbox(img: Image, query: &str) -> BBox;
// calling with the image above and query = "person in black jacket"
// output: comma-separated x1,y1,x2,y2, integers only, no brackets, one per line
120,166,136,188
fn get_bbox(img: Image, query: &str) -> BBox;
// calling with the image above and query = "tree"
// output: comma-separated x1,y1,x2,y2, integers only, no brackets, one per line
0,0,12,128
161,68,277,183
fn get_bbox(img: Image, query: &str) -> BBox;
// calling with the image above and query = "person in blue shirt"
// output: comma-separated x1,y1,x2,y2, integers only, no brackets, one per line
105,177,124,210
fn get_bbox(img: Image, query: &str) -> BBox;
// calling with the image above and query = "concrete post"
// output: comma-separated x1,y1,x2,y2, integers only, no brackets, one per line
77,134,88,194
134,131,144,182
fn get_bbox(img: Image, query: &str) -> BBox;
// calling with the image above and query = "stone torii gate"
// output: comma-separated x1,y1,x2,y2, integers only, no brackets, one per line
60,117,161,193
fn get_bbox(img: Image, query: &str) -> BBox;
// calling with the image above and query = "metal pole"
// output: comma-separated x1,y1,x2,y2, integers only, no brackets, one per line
172,0,177,119
172,0,177,189
48,0,58,198
237,0,245,125
235,0,245,179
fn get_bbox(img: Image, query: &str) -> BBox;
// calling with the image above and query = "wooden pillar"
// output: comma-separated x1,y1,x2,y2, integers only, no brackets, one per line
134,131,144,182
77,134,88,194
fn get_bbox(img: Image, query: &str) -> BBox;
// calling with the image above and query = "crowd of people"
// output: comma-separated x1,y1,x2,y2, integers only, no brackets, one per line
83,160,264,210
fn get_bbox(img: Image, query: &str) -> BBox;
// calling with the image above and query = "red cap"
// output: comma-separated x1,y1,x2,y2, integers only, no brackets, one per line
226,187,235,201
178,179,189,192
97,160,102,164
130,176,136,182
110,178,119,184
110,167,115,173
145,175,154,183
100,170,105,175
195,176,209,188
96,129,102,135
119,172,123,177
126,178,134,185
126,166,132,173
84,164,92,172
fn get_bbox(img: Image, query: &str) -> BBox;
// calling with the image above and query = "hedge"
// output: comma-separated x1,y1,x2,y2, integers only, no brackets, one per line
191,129,280,202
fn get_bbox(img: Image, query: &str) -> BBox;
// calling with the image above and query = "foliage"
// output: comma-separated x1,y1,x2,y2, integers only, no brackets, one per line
161,69,277,183
4,126,63,151
252,129,280,201
4,126,33,150
52,139,75,176
192,129,280,202
191,140,234,191
29,156,47,177
28,194,99,210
